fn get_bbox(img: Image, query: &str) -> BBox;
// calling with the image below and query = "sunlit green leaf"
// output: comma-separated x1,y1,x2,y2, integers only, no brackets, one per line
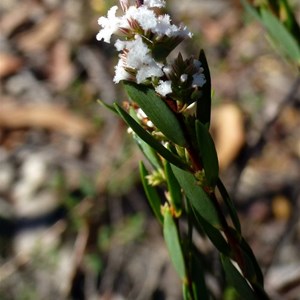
171,164,220,227
195,120,219,187
124,81,187,146
260,8,300,63
134,134,162,170
163,209,186,280
240,0,261,21
114,103,187,169
164,161,182,213
97,99,118,114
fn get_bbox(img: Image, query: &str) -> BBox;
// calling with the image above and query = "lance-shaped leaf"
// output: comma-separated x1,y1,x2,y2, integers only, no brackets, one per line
217,179,241,234
171,164,220,228
124,81,187,147
192,207,230,255
196,50,211,125
114,103,187,169
221,255,257,300
164,161,182,213
260,8,300,64
240,0,261,21
163,208,186,281
134,134,162,170
139,162,163,224
97,99,118,114
240,236,264,287
195,120,219,187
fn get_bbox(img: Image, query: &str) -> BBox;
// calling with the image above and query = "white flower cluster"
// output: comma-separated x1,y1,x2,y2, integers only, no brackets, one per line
96,0,193,95
96,0,206,101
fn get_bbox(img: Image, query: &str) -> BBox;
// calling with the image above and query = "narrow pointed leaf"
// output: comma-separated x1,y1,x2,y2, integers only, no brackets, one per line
134,135,162,169
217,179,241,234
164,161,182,213
240,0,261,21
221,255,257,300
124,81,187,146
114,103,187,169
240,237,264,286
195,120,219,187
163,209,186,280
97,99,118,114
171,164,220,227
260,8,300,63
192,207,230,255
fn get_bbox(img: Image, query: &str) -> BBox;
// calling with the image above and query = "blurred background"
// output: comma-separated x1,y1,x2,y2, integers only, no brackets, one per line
0,0,299,299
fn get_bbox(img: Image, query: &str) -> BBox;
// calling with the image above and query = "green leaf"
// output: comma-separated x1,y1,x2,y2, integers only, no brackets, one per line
240,236,264,286
171,164,220,227
195,121,219,187
192,207,230,255
97,99,118,114
164,161,182,213
134,135,162,170
114,103,187,169
124,81,187,146
221,255,257,300
182,283,192,300
217,179,241,234
260,8,300,63
163,208,186,280
240,0,261,21
139,162,163,224
197,50,211,125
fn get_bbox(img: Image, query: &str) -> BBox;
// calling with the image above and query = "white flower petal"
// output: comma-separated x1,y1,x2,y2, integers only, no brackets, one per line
144,0,166,8
113,60,130,83
155,80,172,96
192,73,206,87
96,6,120,43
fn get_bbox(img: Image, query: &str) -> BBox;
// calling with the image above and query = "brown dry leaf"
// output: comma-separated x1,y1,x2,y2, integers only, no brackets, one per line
0,1,32,36
212,103,245,170
48,40,75,90
0,52,23,78
0,100,94,138
16,11,63,53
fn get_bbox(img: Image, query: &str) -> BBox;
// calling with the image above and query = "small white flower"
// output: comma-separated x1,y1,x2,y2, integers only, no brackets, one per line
114,36,163,84
154,14,192,38
155,80,172,96
136,108,147,119
136,64,163,83
96,6,120,43
144,0,166,8
113,60,131,83
146,120,154,127
193,59,202,69
125,6,157,31
192,73,206,87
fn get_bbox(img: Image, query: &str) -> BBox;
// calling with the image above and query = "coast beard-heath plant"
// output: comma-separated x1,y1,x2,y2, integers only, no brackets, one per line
97,1,270,299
